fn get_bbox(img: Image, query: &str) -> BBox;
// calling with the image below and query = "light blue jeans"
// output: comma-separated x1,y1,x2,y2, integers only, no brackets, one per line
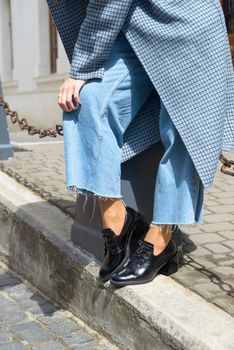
63,30,204,224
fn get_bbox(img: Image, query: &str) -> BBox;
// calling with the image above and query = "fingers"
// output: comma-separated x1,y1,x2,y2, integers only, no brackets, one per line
59,87,76,112
65,88,76,110
58,78,86,112
73,79,87,105
73,85,81,105
58,87,71,112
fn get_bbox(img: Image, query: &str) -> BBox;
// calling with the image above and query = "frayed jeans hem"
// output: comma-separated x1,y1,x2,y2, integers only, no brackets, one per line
66,185,123,200
150,219,203,225
66,185,125,223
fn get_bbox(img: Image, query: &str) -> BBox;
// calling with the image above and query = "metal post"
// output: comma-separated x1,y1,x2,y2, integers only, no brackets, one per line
0,77,13,160
71,142,164,262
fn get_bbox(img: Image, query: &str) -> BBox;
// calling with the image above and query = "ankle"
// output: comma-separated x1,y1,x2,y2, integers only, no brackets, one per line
144,224,172,255
99,200,126,235
146,224,172,238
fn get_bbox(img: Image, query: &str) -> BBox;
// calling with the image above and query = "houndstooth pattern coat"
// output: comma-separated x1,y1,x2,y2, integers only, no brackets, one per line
47,0,234,189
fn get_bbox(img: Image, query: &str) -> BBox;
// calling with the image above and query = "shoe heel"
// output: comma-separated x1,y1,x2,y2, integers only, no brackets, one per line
159,252,179,276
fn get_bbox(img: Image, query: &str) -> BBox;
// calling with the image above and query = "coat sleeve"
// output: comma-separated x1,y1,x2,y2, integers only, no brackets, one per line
69,0,133,80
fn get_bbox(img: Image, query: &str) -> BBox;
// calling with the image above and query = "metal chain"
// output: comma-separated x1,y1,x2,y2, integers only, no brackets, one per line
0,163,53,199
219,153,234,176
0,96,63,138
1,96,234,176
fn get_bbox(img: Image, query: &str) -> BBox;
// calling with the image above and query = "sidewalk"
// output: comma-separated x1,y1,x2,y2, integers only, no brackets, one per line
1,131,234,318
0,260,117,350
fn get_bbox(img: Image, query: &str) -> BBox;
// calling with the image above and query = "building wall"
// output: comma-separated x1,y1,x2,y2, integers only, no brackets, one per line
0,0,70,130
0,1,233,132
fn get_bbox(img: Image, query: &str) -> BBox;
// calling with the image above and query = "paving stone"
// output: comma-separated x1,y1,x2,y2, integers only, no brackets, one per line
216,279,234,295
11,290,51,310
181,226,204,235
69,340,99,350
0,342,24,350
174,266,211,287
204,209,214,216
203,199,221,207
222,240,234,250
203,213,234,223
48,319,80,334
210,191,234,199
218,230,234,240
0,296,17,309
28,303,60,317
219,259,234,266
199,222,234,233
191,282,225,300
0,273,21,288
32,342,65,350
32,311,66,325
60,330,95,347
212,295,234,316
0,304,22,316
0,262,116,349
203,243,231,254
210,266,234,276
3,284,35,299
206,187,222,194
0,309,28,324
186,257,217,269
191,233,224,245
206,205,234,214
186,246,211,257
217,198,234,205
16,297,47,310
208,254,228,261
0,331,14,343
0,322,6,332
11,321,54,342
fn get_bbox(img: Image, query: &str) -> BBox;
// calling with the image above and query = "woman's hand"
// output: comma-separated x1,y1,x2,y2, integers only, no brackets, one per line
57,77,87,112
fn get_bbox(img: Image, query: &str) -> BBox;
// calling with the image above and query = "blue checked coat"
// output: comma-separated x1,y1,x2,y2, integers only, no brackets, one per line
47,0,234,188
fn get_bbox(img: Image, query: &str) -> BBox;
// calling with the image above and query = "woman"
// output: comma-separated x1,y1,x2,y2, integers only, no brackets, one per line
47,0,234,286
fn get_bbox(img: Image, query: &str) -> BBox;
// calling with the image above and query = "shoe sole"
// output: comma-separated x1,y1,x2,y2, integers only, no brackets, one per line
110,251,179,287
99,211,149,283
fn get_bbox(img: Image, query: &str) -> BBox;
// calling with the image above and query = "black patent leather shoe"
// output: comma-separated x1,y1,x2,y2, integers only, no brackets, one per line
110,237,179,286
98,206,149,283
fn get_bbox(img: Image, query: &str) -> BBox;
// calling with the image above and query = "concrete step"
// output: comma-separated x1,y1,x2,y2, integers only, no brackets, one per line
0,170,234,350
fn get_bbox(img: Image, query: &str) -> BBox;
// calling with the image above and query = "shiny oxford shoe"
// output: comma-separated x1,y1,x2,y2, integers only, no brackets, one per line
110,236,179,286
98,206,149,283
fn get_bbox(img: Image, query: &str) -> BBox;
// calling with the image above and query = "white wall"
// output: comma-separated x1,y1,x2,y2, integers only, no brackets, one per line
0,0,13,81
0,0,70,130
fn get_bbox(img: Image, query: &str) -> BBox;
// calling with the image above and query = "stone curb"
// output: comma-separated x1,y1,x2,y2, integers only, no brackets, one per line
0,171,234,350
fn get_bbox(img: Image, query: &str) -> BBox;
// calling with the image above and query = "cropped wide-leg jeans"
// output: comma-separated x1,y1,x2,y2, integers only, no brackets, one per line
62,30,204,225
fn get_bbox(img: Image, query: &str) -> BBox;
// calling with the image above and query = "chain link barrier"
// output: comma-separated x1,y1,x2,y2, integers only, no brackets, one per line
0,96,63,138
0,96,234,176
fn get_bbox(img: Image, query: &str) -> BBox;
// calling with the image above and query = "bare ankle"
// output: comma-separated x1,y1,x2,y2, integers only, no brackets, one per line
144,224,172,255
98,198,126,235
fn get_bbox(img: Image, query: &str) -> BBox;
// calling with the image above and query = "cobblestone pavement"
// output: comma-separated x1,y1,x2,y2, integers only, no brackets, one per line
0,260,118,350
1,131,234,317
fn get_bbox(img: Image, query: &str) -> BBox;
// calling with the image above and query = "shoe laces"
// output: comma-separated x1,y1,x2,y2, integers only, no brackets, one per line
103,230,121,255
132,240,152,267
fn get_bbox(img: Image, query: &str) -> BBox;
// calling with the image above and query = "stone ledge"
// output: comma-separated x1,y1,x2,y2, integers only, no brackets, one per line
0,171,234,350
